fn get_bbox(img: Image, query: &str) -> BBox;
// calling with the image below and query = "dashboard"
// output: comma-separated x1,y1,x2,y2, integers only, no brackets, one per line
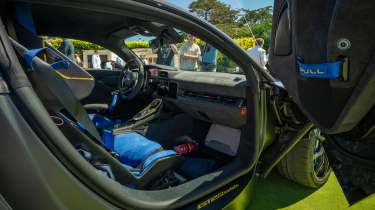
146,65,248,128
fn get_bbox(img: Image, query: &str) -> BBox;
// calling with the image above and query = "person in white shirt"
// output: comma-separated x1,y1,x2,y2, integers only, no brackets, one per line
179,34,201,71
104,61,113,70
248,38,268,70
92,50,101,69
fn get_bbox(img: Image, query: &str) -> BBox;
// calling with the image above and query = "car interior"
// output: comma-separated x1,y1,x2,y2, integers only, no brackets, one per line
2,1,375,209
2,2,262,196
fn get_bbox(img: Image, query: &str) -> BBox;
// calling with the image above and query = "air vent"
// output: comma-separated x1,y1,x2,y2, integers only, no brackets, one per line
183,91,241,106
159,71,169,78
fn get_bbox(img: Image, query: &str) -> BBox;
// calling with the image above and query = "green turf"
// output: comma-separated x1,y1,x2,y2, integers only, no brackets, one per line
246,172,375,210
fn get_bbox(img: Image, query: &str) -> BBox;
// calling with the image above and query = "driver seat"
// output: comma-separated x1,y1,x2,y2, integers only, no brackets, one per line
11,38,182,187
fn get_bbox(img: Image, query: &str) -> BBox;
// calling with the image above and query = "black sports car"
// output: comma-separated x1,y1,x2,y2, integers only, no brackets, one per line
0,0,373,209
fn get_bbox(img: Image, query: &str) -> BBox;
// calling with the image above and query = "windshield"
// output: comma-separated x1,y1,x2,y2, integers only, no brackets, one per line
124,32,243,74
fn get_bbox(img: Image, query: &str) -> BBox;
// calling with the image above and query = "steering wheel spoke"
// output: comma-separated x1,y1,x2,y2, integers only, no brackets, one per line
117,60,144,100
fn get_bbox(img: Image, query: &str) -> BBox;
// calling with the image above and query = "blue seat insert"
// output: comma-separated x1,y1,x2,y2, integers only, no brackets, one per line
129,150,178,177
89,114,125,129
102,131,164,168
89,114,116,129
142,150,177,170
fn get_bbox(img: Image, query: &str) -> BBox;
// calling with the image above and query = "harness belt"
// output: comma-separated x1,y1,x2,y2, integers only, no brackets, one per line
23,47,71,70
108,91,119,113
11,38,102,142
298,61,342,79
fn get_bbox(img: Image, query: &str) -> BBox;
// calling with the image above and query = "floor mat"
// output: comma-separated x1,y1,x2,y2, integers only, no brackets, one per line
145,114,195,147
177,157,219,179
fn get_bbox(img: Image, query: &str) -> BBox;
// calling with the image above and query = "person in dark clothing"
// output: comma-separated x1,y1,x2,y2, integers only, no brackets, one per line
151,37,178,66
58,38,75,60
201,44,218,72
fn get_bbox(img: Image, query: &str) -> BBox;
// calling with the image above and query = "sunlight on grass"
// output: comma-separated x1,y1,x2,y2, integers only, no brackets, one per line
247,172,375,210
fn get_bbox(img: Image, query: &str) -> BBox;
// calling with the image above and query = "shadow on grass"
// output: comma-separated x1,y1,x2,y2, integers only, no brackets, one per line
247,172,317,210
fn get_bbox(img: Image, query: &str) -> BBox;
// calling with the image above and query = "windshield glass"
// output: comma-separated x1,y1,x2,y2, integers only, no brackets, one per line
124,31,243,74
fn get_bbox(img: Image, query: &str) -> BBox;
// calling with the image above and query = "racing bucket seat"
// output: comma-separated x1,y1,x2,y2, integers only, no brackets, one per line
11,38,183,188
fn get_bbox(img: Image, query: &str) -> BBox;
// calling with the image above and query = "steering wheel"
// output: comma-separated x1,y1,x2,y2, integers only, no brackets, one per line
118,59,145,100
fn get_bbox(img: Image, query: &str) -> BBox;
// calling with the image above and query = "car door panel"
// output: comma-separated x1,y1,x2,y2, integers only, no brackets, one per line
269,0,375,134
269,0,375,203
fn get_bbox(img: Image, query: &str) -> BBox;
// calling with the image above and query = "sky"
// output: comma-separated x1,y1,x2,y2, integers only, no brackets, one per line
168,0,273,10
127,0,273,41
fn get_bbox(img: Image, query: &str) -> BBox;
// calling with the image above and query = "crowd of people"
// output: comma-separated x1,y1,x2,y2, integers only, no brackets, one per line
58,35,268,72
57,38,125,70
151,34,268,72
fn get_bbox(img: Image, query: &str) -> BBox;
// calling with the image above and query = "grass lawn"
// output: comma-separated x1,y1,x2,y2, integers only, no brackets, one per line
246,172,375,210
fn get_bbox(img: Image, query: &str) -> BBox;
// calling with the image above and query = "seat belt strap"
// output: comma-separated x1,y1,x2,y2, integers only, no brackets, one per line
58,112,118,157
23,47,71,70
23,47,46,67
108,91,119,113
298,61,342,79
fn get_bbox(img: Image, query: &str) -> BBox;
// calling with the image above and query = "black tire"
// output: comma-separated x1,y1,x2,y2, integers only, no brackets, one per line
277,128,331,188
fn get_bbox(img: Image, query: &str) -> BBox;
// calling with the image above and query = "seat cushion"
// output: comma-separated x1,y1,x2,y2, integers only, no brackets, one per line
102,131,163,168
142,150,177,171
130,150,178,177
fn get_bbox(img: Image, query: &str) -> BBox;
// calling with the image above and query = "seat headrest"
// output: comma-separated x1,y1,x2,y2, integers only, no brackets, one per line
10,37,95,100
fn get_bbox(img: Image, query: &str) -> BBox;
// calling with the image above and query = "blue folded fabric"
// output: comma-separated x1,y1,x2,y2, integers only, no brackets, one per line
102,131,163,168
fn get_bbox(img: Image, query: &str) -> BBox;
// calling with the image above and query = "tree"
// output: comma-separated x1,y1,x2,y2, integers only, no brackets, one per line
238,6,273,49
239,6,273,25
189,0,239,25
189,1,273,49
189,0,221,21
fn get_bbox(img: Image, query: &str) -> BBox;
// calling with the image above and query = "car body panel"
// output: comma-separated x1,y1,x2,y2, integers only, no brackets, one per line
269,0,375,203
269,0,375,134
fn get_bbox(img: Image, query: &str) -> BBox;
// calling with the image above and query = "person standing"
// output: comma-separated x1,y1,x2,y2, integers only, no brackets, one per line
179,34,201,71
201,44,217,72
92,50,101,69
152,37,178,67
104,59,113,70
58,38,75,60
74,54,82,66
247,38,268,70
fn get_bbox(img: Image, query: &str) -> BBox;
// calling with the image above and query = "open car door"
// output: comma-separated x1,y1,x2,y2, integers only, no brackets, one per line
269,0,375,205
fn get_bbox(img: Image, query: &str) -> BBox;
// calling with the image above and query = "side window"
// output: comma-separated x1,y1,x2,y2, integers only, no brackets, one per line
46,38,126,70
202,44,241,73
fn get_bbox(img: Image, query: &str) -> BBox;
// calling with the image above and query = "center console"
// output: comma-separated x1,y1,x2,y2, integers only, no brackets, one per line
112,98,163,134
132,98,163,121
